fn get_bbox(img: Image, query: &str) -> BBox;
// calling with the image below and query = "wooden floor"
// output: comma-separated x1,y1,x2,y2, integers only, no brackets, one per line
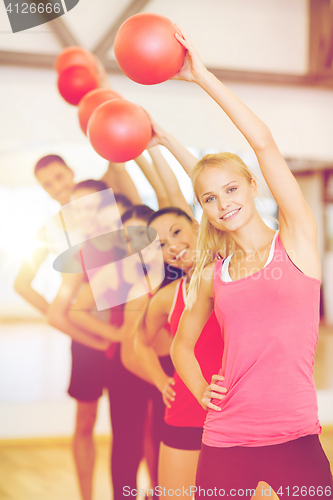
0,430,332,500
1,323,333,499
0,438,150,500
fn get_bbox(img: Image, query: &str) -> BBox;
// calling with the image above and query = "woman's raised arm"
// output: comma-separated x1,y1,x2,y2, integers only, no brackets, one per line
172,27,318,258
102,161,141,205
148,145,193,218
146,115,198,177
134,154,170,209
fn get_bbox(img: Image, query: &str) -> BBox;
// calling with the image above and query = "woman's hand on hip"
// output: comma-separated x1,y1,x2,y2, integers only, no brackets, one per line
201,374,226,411
161,377,176,408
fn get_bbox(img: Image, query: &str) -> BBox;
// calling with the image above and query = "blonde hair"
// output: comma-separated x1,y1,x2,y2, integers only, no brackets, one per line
186,153,254,309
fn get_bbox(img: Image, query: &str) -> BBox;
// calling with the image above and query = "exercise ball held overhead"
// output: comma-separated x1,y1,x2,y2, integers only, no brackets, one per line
78,88,123,135
57,66,99,106
87,100,152,162
114,13,185,85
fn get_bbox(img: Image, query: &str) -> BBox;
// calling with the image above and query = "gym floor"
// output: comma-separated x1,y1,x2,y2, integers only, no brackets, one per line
0,320,332,500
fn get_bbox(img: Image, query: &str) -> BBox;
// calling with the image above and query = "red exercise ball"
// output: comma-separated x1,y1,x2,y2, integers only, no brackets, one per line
87,100,152,162
78,88,123,135
57,66,99,106
55,46,96,75
114,13,185,85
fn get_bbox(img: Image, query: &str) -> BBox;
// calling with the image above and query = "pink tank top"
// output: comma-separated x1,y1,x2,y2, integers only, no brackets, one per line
203,233,321,447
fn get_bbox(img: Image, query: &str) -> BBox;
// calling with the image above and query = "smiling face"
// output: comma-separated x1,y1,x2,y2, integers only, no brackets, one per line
35,161,74,206
149,213,199,270
195,166,257,233
70,188,102,238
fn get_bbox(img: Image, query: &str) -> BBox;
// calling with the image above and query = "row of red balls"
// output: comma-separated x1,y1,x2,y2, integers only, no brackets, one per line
55,13,185,162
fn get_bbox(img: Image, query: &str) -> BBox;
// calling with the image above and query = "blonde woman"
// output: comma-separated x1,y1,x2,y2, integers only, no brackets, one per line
171,27,332,499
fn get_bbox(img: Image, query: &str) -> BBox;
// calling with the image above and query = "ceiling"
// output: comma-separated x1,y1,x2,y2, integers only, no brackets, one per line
0,0,333,88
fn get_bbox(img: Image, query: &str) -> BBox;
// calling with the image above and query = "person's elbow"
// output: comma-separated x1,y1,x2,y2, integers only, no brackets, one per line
67,309,77,324
253,126,275,153
47,305,63,329
47,311,58,329
171,334,193,369
13,277,23,296
67,309,87,331
14,275,28,298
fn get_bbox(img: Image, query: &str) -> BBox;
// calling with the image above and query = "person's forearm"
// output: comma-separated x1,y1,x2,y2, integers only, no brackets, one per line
68,309,121,342
157,133,198,176
102,162,141,204
120,342,153,384
48,314,109,350
134,154,170,208
196,70,273,153
149,146,179,193
136,335,170,392
101,163,121,191
170,339,207,403
14,282,49,315
14,243,49,316
148,146,193,215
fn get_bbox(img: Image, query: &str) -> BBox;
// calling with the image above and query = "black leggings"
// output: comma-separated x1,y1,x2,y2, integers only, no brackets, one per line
147,355,175,460
107,349,150,499
107,350,174,499
196,435,332,500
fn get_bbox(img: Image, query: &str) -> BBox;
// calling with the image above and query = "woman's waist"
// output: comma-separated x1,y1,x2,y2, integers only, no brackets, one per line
210,365,318,417
202,420,322,448
165,395,206,426
207,381,319,429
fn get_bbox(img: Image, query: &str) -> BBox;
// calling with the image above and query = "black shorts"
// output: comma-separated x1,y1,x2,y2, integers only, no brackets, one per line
159,356,202,451
196,435,333,499
68,341,111,401
162,423,203,450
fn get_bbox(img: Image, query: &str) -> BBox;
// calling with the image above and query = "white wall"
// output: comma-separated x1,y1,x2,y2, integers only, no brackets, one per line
0,0,309,74
1,64,333,186
1,320,332,440
0,321,111,439
139,0,308,74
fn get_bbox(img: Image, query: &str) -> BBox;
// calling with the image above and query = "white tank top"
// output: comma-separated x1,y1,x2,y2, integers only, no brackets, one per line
221,231,279,282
